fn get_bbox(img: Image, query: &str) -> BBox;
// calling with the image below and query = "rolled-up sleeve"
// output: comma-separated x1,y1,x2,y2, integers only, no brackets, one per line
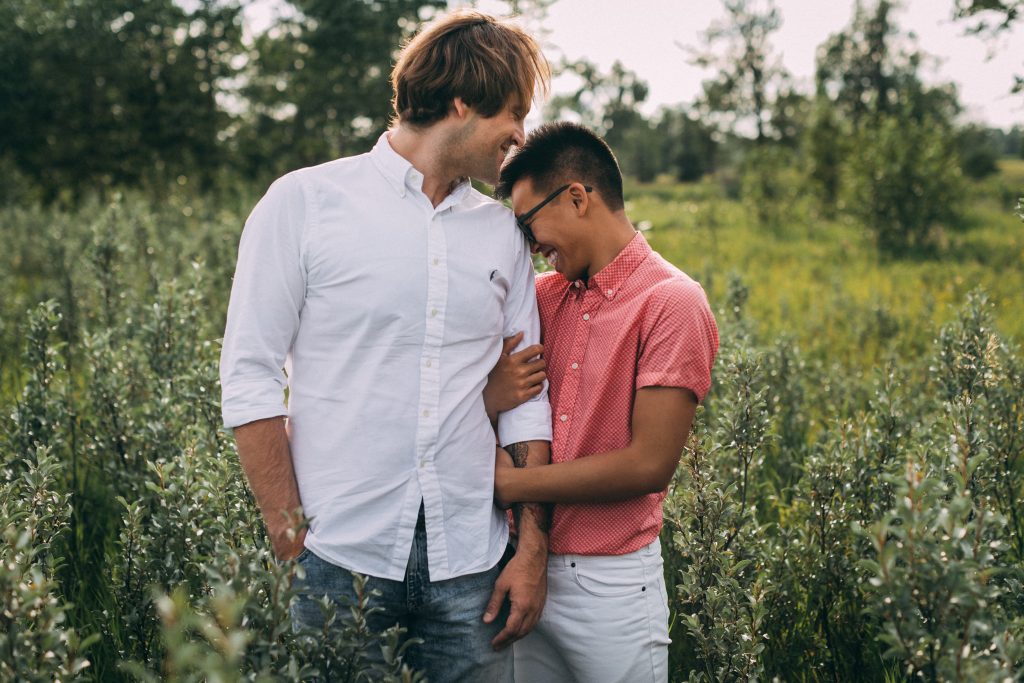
496,230,553,447
220,173,309,428
636,279,719,402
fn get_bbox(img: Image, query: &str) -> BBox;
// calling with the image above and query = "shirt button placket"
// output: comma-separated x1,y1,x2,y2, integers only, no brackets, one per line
418,211,446,478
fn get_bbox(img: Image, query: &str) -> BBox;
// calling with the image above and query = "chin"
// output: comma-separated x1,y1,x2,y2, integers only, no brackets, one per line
475,169,499,186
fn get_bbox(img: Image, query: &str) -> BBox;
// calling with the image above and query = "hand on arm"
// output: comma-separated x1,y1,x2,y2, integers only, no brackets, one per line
483,439,551,651
482,332,546,424
494,386,698,506
233,416,306,561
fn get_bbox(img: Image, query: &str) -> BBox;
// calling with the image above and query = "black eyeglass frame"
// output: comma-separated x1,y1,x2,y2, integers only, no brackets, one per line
514,183,593,244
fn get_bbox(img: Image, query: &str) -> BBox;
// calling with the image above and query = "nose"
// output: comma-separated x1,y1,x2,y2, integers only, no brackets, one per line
512,120,525,147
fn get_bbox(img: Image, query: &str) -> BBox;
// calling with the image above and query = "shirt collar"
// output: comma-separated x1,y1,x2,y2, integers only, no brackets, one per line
585,231,651,300
370,131,472,206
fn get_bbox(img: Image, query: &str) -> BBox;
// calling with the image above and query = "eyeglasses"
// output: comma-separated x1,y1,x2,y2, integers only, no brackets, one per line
515,183,593,244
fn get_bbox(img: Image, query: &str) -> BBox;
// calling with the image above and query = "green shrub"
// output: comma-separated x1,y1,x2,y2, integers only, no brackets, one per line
1,183,1022,680
844,110,964,255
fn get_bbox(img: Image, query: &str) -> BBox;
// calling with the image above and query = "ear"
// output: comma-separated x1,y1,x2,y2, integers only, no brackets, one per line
568,182,590,216
452,97,471,119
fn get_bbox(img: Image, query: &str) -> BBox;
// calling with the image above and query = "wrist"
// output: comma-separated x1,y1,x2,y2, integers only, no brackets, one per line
515,522,549,555
514,539,549,567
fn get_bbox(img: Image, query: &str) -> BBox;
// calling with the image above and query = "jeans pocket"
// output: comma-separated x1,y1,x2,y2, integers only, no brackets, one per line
572,561,644,598
294,548,312,564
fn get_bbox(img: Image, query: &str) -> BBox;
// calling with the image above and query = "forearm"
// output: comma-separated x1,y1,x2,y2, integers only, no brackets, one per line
499,445,674,504
505,440,551,554
233,416,303,544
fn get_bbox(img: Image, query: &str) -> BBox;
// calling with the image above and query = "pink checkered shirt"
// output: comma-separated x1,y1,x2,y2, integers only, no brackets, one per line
537,232,719,555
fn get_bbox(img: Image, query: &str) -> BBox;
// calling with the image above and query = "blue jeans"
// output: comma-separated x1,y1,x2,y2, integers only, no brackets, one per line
290,509,514,682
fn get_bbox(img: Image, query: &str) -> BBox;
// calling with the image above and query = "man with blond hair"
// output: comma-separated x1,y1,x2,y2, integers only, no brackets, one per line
219,10,552,680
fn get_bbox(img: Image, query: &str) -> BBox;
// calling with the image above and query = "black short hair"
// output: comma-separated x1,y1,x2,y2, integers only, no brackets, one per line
496,121,624,212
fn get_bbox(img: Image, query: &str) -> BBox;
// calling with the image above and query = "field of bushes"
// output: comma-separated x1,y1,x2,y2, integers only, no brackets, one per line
1,163,1022,681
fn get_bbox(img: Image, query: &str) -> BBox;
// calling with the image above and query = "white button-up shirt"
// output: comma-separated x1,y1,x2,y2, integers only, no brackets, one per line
220,133,552,581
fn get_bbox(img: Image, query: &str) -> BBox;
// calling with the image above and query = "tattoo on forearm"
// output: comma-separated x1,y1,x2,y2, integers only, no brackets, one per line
506,441,551,534
507,442,529,468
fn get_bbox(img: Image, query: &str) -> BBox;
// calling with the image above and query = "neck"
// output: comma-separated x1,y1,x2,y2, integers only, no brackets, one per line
388,125,464,207
583,214,637,282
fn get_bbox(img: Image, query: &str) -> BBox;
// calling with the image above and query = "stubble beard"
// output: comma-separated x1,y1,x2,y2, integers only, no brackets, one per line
443,119,501,186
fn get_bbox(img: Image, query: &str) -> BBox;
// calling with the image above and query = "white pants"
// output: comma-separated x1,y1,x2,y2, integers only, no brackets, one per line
513,538,671,683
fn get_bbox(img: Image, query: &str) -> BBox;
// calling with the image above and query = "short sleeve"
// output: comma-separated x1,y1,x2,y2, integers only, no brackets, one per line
636,279,719,402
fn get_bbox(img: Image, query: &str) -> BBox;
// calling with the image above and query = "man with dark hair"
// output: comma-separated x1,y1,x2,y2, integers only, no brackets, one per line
488,121,719,681
220,10,552,681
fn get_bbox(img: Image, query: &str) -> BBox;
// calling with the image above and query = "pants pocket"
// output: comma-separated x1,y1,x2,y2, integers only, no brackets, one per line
572,559,645,598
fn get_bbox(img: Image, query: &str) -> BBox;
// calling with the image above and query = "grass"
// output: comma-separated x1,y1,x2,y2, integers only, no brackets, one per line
626,164,1024,374
1,159,1022,681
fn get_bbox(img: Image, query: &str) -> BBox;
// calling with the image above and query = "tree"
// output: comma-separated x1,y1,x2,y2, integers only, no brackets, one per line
689,0,790,144
0,0,245,200
656,107,719,182
809,0,965,235
236,0,445,182
844,107,964,254
956,124,1000,178
545,59,650,139
953,0,1024,95
546,59,661,180
954,0,1023,30
816,1,963,127
803,95,844,210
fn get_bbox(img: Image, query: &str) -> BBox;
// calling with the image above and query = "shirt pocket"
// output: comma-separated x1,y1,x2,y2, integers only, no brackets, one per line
444,262,506,341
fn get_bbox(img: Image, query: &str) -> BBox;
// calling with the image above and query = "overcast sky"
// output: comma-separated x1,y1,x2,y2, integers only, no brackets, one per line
246,0,1024,129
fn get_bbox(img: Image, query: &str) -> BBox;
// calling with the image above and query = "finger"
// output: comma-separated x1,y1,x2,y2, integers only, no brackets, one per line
520,359,546,375
491,603,526,650
521,383,543,400
510,343,544,362
501,332,524,355
525,370,546,386
482,583,509,624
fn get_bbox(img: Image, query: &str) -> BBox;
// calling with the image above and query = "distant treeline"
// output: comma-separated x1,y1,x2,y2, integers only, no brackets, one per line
1,0,1021,211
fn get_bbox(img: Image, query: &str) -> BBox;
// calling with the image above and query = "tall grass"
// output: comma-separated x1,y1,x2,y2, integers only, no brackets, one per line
1,166,1022,680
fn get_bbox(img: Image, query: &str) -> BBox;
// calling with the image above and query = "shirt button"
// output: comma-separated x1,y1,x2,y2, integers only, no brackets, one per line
582,313,590,321
433,257,439,266
425,359,432,368
606,289,614,297
423,409,430,417
571,362,579,370
419,460,426,469
559,414,568,422
431,309,439,317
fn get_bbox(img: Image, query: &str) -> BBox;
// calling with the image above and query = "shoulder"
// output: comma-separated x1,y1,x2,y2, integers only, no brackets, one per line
535,270,568,310
459,187,516,224
639,255,713,318
536,270,564,293
260,153,371,200
288,152,374,188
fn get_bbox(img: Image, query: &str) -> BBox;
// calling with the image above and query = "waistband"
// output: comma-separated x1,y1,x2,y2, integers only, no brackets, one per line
547,537,662,569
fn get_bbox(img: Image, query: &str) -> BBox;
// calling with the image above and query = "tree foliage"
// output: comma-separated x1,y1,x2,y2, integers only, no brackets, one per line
237,0,445,180
0,0,245,200
689,0,790,144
